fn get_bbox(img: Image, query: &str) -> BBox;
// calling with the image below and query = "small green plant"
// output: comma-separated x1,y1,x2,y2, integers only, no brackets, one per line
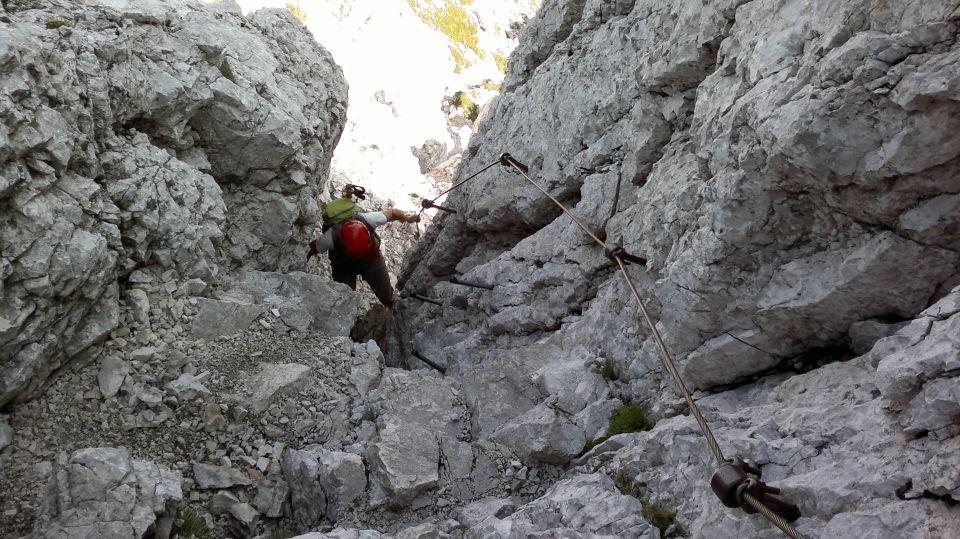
580,403,653,455
452,524,470,534
361,408,377,422
493,52,508,73
614,469,639,498
607,403,652,436
45,19,72,29
453,91,479,122
174,506,211,539
591,358,616,380
269,523,297,539
286,3,307,23
581,436,600,454
219,59,237,83
642,503,687,538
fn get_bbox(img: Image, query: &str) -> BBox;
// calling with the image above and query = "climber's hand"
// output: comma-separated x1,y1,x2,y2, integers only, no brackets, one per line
407,214,421,224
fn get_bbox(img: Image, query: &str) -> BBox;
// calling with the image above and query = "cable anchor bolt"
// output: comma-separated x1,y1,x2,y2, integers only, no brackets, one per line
710,457,802,522
605,242,647,267
421,199,457,214
498,152,529,173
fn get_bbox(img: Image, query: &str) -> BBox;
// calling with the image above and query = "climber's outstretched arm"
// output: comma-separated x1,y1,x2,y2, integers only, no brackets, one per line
383,208,421,223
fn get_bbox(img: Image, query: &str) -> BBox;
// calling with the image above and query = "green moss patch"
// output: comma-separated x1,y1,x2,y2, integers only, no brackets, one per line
608,403,652,435
175,506,210,539
580,403,653,455
614,469,639,498
591,358,616,380
219,59,237,83
45,19,72,29
642,503,687,537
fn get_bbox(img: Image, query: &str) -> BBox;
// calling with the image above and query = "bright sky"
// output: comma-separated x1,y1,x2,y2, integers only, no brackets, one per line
234,0,519,210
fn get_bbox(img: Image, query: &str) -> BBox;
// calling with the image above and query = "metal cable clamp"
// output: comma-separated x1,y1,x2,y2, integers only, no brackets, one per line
711,457,801,522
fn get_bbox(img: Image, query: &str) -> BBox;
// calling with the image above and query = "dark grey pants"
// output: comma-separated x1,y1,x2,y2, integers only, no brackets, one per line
332,256,395,307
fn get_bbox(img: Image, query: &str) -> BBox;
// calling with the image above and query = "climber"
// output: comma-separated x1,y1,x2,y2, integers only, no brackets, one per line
308,184,420,307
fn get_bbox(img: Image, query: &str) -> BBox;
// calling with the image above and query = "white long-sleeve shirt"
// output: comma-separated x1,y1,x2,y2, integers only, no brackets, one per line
313,211,388,253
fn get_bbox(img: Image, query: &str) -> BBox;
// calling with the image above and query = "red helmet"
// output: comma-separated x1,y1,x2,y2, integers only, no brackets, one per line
339,220,373,258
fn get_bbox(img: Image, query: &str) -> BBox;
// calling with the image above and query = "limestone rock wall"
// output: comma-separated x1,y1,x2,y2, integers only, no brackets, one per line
390,0,960,535
0,0,347,405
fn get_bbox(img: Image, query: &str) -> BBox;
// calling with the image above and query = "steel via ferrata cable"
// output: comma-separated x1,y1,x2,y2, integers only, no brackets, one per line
500,154,806,539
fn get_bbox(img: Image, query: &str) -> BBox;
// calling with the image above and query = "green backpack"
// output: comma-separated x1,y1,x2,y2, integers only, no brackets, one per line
323,198,360,230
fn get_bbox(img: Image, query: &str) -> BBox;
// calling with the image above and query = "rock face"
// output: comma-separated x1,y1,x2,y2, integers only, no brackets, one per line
600,288,960,538
0,0,347,406
31,447,182,538
389,0,960,536
468,473,657,537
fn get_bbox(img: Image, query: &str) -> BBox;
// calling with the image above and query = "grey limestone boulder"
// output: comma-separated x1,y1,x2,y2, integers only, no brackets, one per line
31,447,182,539
193,462,251,489
456,496,518,529
873,287,960,439
165,372,212,401
490,403,585,465
316,451,367,521
349,341,384,397
367,416,440,509
97,355,130,399
229,271,361,336
244,362,312,414
253,475,289,518
367,368,466,439
0,0,347,406
281,448,328,529
468,473,658,538
279,446,368,525
188,298,269,341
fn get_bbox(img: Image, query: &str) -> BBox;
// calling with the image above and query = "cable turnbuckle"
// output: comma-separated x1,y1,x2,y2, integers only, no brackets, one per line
710,457,801,522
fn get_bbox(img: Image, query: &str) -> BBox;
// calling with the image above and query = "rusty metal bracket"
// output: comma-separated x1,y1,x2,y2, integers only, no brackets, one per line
410,294,443,306
411,349,447,373
449,276,494,290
